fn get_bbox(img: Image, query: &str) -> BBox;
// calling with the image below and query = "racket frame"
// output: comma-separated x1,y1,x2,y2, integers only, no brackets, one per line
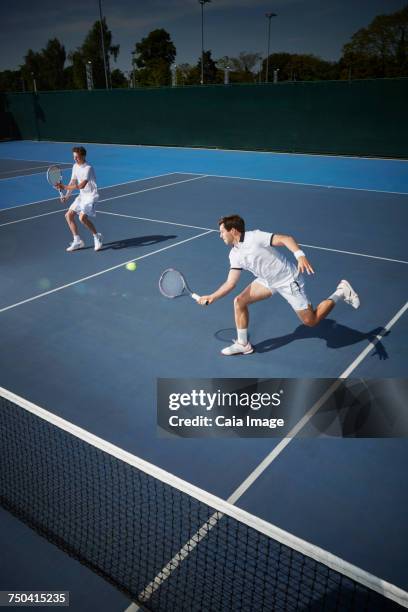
159,268,200,302
46,165,65,202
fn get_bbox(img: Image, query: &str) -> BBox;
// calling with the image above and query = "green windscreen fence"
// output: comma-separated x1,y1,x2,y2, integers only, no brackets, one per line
0,93,20,141
4,78,408,157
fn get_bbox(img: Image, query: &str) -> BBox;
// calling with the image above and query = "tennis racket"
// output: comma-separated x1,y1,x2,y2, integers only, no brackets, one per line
46,165,65,202
159,268,208,304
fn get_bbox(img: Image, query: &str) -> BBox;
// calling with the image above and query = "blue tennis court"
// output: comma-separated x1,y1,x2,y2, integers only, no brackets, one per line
0,140,407,611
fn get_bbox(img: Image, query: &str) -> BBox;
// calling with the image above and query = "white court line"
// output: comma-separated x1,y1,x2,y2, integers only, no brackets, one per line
0,164,66,178
0,172,187,212
97,212,408,265
0,170,70,182
19,139,408,163
0,175,207,228
127,300,408,612
300,242,408,265
8,143,408,186
0,209,64,228
175,171,408,196
98,211,214,233
0,230,213,315
96,174,207,205
0,156,68,164
2,204,407,267
0,176,207,228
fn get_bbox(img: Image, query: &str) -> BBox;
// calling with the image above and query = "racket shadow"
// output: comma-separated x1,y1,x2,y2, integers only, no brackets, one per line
215,328,237,343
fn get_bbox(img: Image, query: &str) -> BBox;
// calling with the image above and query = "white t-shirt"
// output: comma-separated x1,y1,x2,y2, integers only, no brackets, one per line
71,163,98,199
229,230,298,289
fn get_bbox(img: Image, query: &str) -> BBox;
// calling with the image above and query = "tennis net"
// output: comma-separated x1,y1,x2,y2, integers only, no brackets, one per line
0,387,407,611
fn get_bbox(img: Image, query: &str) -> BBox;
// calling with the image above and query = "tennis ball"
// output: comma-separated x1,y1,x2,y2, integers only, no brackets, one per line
125,262,137,271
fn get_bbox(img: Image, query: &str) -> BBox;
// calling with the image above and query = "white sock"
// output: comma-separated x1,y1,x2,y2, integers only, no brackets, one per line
328,289,344,304
237,328,248,345
73,234,81,242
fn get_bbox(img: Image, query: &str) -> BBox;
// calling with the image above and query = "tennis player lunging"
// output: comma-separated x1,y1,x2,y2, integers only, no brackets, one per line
198,215,360,356
57,146,103,252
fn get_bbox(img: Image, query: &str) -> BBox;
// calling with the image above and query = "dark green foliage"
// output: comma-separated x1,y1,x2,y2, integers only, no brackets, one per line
132,29,176,86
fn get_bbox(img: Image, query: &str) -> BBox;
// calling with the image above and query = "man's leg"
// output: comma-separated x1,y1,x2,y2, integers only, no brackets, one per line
79,212,103,251
297,280,360,327
79,212,97,235
65,209,79,237
65,209,85,251
222,281,272,356
297,300,335,327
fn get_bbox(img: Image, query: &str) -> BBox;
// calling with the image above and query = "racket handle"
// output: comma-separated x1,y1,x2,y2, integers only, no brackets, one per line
58,188,65,202
191,293,209,305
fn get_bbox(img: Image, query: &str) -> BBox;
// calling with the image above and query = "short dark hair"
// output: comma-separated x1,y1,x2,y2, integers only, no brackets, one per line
218,215,245,233
72,146,87,157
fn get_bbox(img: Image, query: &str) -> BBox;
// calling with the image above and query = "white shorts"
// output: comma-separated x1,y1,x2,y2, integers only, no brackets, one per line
69,193,99,218
254,275,310,312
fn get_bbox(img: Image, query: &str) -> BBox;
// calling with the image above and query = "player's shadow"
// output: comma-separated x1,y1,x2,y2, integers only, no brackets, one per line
256,319,390,358
100,235,177,251
216,319,390,359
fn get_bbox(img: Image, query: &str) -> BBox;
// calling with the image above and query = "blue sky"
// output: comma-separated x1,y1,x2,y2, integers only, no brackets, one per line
0,0,406,73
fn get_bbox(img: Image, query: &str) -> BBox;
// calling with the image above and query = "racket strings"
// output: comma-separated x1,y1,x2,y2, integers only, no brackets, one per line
47,166,62,186
159,270,185,298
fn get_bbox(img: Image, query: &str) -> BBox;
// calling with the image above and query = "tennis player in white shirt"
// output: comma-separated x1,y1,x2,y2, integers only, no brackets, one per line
198,215,360,355
57,146,103,252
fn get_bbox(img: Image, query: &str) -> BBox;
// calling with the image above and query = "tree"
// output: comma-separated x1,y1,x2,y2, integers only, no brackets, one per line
185,50,220,85
111,68,128,88
69,18,119,89
262,53,338,81
339,6,408,78
41,39,66,90
63,65,75,90
175,63,195,86
0,70,23,92
216,52,261,83
21,49,43,90
133,29,176,87
19,39,67,91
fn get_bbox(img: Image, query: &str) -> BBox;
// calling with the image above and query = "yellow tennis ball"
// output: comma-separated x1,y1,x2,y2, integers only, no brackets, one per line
125,262,137,271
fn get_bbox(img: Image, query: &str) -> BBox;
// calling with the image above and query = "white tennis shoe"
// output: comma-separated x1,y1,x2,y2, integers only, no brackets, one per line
221,341,254,356
337,279,360,309
66,238,85,252
94,233,103,251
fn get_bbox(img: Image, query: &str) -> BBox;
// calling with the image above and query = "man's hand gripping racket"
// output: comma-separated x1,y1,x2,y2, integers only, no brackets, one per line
159,269,209,305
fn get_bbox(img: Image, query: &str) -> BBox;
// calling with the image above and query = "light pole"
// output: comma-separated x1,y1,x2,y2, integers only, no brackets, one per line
98,0,109,89
86,61,94,90
224,66,230,85
199,0,211,85
131,51,136,88
265,12,277,83
31,72,37,93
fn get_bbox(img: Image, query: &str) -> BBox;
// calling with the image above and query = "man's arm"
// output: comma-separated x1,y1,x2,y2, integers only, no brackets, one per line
271,233,314,274
58,166,90,192
58,179,87,191
198,269,241,305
